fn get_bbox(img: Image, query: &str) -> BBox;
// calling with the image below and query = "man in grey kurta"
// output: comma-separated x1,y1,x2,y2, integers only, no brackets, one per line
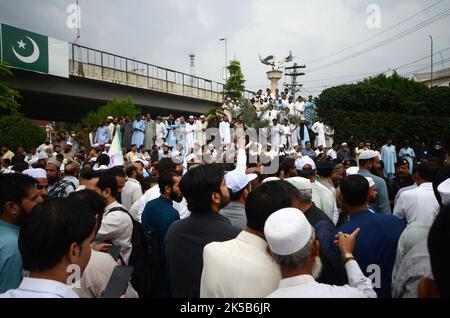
121,115,133,151
144,114,156,149
220,169,257,230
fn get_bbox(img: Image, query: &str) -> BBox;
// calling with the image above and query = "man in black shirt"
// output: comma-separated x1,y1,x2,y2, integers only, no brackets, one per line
388,159,415,209
164,164,241,298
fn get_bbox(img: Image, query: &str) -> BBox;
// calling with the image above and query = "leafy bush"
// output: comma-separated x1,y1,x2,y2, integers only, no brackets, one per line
0,116,46,150
81,97,140,127
318,72,450,147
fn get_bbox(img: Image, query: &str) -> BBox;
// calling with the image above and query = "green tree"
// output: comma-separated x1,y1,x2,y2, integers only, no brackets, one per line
0,116,46,150
81,97,140,127
0,62,21,117
223,60,246,99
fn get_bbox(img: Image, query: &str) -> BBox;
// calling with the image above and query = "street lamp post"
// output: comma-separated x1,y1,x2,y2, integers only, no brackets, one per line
220,38,228,80
429,35,433,88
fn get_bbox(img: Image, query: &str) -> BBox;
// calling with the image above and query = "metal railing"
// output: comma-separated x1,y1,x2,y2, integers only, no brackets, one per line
69,43,254,101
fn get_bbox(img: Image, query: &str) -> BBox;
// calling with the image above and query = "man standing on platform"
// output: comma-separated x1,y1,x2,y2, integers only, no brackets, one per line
120,115,133,151
132,114,145,149
270,119,282,152
311,118,326,149
196,115,208,147
95,121,110,147
186,116,197,153
144,114,156,150
176,116,187,151
155,116,168,149
165,114,179,150
219,115,231,146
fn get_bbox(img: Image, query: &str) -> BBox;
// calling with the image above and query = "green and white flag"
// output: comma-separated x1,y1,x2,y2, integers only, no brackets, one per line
0,24,68,78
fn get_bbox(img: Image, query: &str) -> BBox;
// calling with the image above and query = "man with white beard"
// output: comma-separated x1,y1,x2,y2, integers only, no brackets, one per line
265,208,377,298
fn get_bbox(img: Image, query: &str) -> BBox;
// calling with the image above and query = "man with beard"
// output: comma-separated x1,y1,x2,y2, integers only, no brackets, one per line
159,144,171,159
121,164,144,211
120,115,133,151
23,168,49,200
185,116,197,153
165,114,179,150
46,158,76,199
144,114,156,150
165,164,240,298
265,208,376,298
332,175,405,298
0,173,43,293
37,138,53,155
62,141,77,160
141,171,184,297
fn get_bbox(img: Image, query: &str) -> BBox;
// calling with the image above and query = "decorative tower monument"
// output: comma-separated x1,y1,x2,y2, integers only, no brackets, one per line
259,51,294,91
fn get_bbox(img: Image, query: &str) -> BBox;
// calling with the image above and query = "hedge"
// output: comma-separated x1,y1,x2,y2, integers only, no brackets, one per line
317,73,450,147
0,116,46,150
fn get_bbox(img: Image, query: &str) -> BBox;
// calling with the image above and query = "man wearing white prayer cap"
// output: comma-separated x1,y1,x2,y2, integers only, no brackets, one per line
295,156,316,172
22,168,49,198
265,208,376,298
220,169,257,229
346,166,359,176
358,149,391,215
261,176,281,184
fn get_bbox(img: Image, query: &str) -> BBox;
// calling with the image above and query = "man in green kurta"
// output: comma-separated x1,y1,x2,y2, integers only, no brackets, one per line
144,114,156,149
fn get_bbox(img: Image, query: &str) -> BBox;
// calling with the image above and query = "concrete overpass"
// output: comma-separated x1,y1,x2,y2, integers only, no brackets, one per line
5,43,254,122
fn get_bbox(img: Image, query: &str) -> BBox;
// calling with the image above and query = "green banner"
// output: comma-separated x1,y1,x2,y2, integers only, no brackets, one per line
1,24,49,74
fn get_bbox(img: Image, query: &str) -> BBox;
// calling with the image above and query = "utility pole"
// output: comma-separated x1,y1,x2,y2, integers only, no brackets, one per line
284,63,306,98
219,38,228,80
429,35,433,87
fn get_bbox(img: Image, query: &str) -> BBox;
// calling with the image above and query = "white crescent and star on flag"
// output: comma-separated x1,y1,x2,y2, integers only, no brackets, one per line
12,36,40,64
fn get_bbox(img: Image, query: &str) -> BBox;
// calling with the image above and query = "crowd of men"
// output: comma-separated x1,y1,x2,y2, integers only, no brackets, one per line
0,89,450,299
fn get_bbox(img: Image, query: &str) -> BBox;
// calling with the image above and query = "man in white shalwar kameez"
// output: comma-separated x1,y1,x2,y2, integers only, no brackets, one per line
196,115,208,147
155,116,168,149
219,115,232,145
280,119,291,149
311,119,326,148
270,119,282,152
185,116,197,152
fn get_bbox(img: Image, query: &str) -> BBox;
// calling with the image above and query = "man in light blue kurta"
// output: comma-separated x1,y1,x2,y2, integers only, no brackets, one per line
304,96,317,129
398,141,415,175
165,114,179,149
132,115,146,149
95,122,111,146
381,139,397,180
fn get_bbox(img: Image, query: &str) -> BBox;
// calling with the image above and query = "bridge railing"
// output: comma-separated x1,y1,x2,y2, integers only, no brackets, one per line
69,43,254,102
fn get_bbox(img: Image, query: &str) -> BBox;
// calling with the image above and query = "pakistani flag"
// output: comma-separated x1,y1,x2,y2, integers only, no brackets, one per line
108,129,124,168
1,24,68,78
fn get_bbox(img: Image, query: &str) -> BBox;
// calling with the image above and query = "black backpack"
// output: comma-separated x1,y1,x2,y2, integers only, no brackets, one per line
108,207,158,298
